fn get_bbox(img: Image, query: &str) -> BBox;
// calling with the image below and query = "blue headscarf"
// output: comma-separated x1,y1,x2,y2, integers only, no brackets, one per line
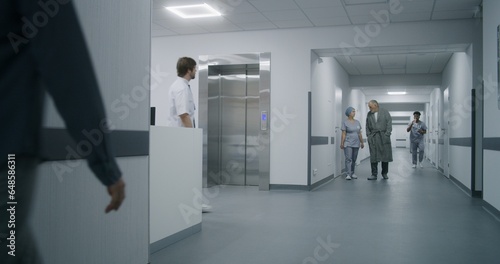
345,106,354,117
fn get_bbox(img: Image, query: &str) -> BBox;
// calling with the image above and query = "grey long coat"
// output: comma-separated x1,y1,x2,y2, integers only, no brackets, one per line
366,108,393,162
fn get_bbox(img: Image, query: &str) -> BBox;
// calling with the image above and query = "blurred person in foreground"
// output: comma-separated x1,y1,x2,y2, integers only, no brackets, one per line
1,1,125,263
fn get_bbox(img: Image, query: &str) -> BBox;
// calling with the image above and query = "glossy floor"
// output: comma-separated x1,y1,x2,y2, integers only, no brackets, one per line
151,148,500,264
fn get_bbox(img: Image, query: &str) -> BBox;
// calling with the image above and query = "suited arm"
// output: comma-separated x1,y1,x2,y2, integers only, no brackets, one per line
21,1,122,186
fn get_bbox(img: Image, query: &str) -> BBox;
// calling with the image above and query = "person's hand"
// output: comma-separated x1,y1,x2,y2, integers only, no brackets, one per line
340,144,344,149
361,142,364,149
105,178,126,213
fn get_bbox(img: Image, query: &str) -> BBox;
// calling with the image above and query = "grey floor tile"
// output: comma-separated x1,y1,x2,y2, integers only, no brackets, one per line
151,149,500,264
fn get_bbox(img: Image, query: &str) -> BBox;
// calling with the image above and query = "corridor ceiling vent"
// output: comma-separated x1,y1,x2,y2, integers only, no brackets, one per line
165,3,222,19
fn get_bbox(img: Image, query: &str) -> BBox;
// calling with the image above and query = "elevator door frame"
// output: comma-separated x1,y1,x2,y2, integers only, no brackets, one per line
199,53,271,191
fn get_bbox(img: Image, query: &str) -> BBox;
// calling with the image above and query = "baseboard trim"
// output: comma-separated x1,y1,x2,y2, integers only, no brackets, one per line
150,223,202,254
449,174,482,198
270,184,309,191
449,174,471,197
270,174,336,191
310,174,335,191
447,175,500,222
482,202,500,223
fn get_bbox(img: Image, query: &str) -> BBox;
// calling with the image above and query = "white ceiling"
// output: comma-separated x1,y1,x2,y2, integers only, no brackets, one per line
152,0,482,37
151,0,482,99
335,52,454,75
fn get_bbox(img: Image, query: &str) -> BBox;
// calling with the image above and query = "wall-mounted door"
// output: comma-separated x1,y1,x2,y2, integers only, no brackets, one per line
443,88,450,178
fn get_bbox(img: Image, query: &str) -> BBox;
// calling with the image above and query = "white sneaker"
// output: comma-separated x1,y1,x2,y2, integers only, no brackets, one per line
202,204,212,213
346,175,352,180
412,164,416,168
419,163,423,168
351,174,358,179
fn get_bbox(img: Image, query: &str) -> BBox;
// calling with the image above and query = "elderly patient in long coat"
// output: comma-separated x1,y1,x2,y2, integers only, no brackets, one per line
366,100,393,180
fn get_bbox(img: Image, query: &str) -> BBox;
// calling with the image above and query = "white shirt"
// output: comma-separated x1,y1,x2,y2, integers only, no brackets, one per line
167,77,196,127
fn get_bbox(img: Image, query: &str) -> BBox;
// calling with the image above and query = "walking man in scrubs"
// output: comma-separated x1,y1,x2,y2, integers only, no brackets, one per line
407,111,427,168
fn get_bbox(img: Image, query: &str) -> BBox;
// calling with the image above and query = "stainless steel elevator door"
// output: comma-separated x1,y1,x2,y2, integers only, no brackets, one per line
207,74,221,186
221,74,247,185
245,70,260,185
207,65,260,186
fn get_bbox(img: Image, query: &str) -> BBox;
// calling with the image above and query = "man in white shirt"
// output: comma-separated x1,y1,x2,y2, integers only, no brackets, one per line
166,57,211,212
167,57,197,128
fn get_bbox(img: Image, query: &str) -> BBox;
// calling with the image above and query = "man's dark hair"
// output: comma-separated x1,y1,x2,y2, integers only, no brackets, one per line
413,111,421,116
177,57,196,77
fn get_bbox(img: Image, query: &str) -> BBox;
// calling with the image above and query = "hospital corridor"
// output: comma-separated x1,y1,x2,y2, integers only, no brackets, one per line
5,0,500,263
151,148,500,264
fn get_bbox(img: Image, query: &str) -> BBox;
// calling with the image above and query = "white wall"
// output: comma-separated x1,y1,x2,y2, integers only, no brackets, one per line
152,19,481,186
441,52,473,189
32,1,150,263
310,56,347,183
482,0,500,211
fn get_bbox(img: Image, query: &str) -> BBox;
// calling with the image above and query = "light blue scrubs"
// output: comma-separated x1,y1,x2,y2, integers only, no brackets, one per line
342,120,362,176
409,121,427,164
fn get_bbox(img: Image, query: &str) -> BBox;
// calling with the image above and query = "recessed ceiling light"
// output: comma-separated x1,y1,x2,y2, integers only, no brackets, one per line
165,3,221,19
387,91,407,95
343,0,387,5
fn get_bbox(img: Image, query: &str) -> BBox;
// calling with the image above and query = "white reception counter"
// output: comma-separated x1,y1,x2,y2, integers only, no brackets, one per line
149,126,202,253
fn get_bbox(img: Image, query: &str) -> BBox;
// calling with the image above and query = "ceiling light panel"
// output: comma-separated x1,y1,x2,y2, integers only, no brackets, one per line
343,0,387,5
166,3,222,18
387,91,407,95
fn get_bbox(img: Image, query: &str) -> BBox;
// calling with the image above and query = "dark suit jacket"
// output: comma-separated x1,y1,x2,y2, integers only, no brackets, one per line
0,0,121,186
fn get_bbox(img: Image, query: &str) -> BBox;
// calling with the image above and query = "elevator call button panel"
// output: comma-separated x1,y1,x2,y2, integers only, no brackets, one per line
261,111,268,131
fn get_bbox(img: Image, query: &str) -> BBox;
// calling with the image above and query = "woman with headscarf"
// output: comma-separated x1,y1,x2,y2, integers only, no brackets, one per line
340,107,364,180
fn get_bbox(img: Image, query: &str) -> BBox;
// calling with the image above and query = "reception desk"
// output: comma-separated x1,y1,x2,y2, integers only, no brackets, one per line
149,126,202,253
